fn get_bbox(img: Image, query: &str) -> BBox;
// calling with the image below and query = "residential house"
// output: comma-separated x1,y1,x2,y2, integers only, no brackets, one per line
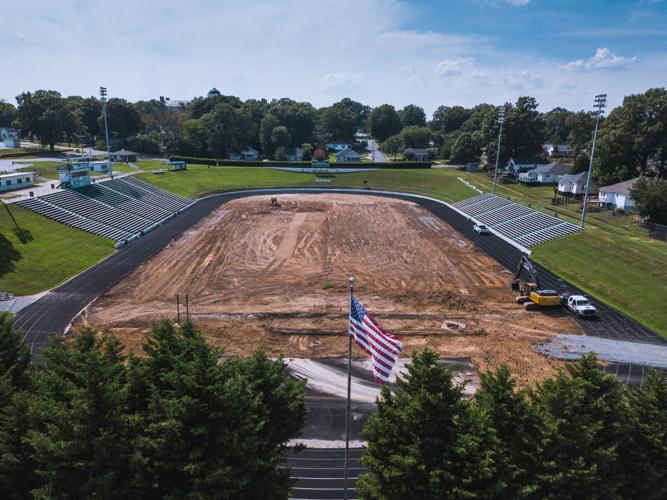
285,147,303,161
599,177,644,212
326,140,351,152
0,172,35,192
518,162,571,185
545,143,573,158
0,127,20,148
109,149,139,162
229,147,259,161
354,130,369,142
407,148,432,162
558,172,597,198
335,147,361,162
506,158,549,176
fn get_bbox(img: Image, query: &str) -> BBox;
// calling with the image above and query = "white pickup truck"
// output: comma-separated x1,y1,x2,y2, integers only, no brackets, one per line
566,295,597,318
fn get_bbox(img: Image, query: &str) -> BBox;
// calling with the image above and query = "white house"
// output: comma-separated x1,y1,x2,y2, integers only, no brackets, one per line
335,147,361,162
558,172,598,198
599,177,643,212
354,130,369,142
406,148,433,162
506,158,549,175
0,172,35,192
285,147,303,161
0,127,20,148
518,162,571,185
546,143,573,158
326,140,351,152
229,147,259,161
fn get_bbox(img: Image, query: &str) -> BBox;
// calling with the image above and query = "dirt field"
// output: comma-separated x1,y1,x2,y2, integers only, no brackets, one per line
78,194,582,385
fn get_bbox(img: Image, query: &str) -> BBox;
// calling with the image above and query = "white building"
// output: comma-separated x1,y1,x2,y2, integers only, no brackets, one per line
335,147,361,162
558,172,598,198
229,147,259,161
326,140,351,152
0,127,20,148
599,177,642,212
506,158,549,175
0,172,36,192
545,143,573,158
285,147,303,161
518,162,571,185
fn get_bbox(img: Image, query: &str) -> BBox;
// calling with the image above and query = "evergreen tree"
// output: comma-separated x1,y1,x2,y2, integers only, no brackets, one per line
532,353,629,499
357,348,496,499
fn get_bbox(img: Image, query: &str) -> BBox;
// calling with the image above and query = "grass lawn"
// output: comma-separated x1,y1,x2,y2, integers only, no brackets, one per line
111,162,137,174
0,147,50,158
135,159,168,171
0,204,114,295
16,161,64,180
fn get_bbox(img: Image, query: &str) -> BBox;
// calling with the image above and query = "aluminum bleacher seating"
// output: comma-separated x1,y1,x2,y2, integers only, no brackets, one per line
453,193,581,247
14,176,192,242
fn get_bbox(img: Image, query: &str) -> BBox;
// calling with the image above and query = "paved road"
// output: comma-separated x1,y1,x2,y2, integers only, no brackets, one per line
367,140,388,162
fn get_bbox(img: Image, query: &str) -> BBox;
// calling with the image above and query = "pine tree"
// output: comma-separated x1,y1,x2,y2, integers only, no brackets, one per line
357,348,496,499
532,353,629,499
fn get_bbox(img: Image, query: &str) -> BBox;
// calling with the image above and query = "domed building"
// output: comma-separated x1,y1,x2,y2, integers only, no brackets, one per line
207,87,221,98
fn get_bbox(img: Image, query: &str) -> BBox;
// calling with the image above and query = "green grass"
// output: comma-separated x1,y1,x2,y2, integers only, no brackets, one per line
15,161,63,180
135,159,168,171
0,147,50,158
0,204,114,295
111,162,137,174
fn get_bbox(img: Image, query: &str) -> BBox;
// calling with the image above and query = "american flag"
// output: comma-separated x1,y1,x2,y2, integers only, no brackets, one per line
348,295,404,383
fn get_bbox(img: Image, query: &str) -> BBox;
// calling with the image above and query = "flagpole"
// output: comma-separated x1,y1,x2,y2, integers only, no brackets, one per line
344,275,355,500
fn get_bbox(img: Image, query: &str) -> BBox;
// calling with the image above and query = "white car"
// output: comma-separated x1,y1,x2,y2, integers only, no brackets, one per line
567,295,597,318
473,223,490,235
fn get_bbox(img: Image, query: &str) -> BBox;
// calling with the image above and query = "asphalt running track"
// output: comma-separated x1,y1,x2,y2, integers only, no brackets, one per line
13,187,666,500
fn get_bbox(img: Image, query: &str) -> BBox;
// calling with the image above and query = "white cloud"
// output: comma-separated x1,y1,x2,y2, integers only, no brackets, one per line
318,72,364,92
502,71,544,90
506,0,531,5
435,58,473,76
561,48,637,72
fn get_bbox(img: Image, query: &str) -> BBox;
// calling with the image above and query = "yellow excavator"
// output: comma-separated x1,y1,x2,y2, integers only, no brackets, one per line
511,256,561,310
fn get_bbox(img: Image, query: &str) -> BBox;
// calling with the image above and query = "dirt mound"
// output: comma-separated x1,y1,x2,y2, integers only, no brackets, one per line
78,194,581,386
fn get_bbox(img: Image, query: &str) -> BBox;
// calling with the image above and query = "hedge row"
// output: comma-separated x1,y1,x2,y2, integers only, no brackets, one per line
169,156,431,169
0,149,71,159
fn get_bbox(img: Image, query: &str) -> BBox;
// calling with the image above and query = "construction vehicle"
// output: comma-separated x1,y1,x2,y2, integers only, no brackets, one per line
511,256,561,310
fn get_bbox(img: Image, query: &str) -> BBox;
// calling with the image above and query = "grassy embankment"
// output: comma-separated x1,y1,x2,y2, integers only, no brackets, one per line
0,204,114,295
13,162,134,179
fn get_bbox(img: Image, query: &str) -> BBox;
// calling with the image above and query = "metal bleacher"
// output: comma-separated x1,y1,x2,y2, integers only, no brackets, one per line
15,176,192,242
453,192,581,247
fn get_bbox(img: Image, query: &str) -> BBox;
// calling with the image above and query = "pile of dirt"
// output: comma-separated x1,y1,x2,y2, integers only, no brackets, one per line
77,194,582,386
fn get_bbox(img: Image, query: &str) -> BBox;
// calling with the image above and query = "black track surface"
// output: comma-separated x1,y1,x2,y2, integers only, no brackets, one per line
13,188,665,500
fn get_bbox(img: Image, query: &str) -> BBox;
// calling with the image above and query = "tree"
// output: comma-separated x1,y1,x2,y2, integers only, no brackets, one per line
400,126,434,148
274,146,287,161
566,111,596,159
380,134,403,160
102,98,142,148
265,99,318,147
532,353,629,499
15,90,79,150
403,148,415,161
629,177,667,224
618,369,667,499
75,97,102,142
0,101,17,127
201,102,255,158
500,96,546,163
398,104,426,128
176,119,209,156
358,349,496,499
301,143,313,161
334,98,371,129
472,366,540,498
369,104,402,142
260,114,281,157
430,105,471,133
271,125,291,149
319,105,356,142
544,107,574,144
450,132,480,164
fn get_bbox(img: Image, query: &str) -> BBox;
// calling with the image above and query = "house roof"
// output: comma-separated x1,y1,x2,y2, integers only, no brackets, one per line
599,177,642,195
510,156,549,166
529,162,571,175
335,147,360,157
111,149,138,156
242,146,258,153
559,172,588,183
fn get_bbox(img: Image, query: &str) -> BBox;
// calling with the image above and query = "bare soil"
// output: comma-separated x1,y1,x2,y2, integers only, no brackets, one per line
78,194,582,386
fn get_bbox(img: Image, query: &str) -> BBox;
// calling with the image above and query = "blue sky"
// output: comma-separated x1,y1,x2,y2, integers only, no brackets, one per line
3,0,666,115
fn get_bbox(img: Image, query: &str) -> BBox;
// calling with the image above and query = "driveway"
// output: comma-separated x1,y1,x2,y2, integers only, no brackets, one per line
367,140,388,162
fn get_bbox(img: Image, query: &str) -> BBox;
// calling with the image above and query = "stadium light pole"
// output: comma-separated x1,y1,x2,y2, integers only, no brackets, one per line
580,93,607,228
100,86,111,166
343,275,355,500
492,106,506,195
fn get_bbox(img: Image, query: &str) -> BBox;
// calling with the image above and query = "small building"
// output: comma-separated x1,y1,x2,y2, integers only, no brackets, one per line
0,127,20,148
355,130,369,142
58,161,91,188
326,140,351,152
109,149,139,162
229,147,259,161
285,147,303,162
546,143,573,158
91,161,111,172
599,177,643,212
167,160,187,171
335,147,361,162
506,158,549,175
558,172,597,198
518,162,571,185
410,148,431,162
0,172,35,192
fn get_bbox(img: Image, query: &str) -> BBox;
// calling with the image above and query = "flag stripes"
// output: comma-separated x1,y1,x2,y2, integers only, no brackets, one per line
348,295,403,383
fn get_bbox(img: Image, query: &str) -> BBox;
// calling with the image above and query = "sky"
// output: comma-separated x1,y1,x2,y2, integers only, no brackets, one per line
2,0,667,116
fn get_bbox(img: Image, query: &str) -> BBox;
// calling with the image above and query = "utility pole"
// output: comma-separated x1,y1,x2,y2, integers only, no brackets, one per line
492,105,506,195
581,93,607,228
100,87,111,166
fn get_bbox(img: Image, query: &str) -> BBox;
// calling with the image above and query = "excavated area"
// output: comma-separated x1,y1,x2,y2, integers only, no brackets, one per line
78,194,582,386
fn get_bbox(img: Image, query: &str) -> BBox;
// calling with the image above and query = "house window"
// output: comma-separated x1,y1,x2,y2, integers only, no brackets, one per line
17,178,22,184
